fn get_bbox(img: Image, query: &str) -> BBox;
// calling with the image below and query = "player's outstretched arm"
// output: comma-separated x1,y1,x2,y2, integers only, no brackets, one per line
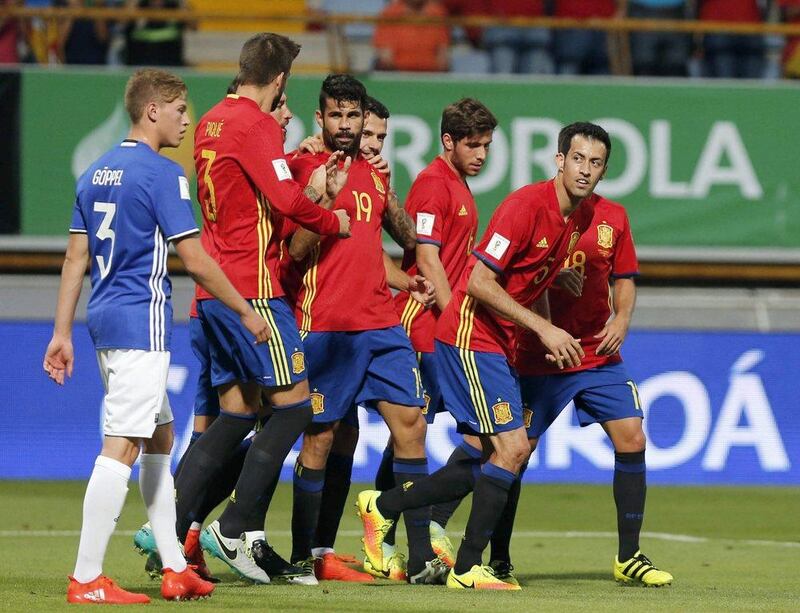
382,190,416,251
416,243,452,312
467,260,584,369
596,277,636,355
174,236,270,344
44,233,90,385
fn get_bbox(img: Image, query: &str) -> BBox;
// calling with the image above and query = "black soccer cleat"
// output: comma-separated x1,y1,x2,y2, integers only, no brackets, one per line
251,540,318,585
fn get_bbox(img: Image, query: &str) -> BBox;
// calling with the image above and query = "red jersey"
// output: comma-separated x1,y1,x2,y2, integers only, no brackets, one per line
700,0,761,22
436,180,596,356
193,95,340,301
283,152,398,332
394,157,478,352
555,0,616,18
515,198,638,375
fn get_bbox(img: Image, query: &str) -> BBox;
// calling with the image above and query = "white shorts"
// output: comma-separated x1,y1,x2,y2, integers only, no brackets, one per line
96,349,174,438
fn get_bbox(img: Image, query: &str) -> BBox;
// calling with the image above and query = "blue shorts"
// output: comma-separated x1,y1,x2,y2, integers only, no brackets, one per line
519,362,643,439
197,297,307,389
418,351,444,424
189,316,219,417
302,326,425,424
434,340,523,435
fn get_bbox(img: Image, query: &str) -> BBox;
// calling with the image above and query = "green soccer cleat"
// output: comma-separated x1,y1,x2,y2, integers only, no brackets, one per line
489,559,519,587
133,522,162,580
614,551,673,587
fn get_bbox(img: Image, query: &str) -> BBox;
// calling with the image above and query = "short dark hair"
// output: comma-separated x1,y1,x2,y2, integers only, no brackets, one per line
364,95,390,119
226,76,239,95
440,98,497,142
124,68,186,123
558,122,612,164
237,33,301,87
318,74,367,113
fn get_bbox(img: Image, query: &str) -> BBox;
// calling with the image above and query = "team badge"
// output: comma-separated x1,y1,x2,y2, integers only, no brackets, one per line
458,204,468,216
492,401,513,425
567,231,580,255
523,407,533,429
291,351,305,374
310,392,325,415
422,393,431,415
371,170,385,195
597,223,614,249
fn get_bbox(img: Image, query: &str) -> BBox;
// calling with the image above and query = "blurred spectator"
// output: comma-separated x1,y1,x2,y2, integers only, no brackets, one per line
553,0,620,75
625,0,691,77
697,0,765,78
373,0,450,71
0,0,22,63
125,0,187,66
57,0,110,65
780,0,800,77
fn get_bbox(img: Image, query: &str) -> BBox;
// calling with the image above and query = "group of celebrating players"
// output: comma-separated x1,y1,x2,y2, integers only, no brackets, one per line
43,30,673,605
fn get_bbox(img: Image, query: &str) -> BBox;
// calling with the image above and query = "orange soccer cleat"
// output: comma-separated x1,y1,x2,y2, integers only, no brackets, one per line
315,553,374,583
67,575,151,604
183,527,218,583
160,566,215,601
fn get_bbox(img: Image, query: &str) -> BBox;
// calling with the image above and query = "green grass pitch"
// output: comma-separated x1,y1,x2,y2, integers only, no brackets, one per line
1,481,798,611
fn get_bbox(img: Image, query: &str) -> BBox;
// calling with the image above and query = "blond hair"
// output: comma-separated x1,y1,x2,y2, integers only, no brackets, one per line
124,68,187,124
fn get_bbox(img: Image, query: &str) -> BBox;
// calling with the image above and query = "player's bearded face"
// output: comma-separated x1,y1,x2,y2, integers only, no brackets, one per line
451,131,492,177
319,98,364,157
559,135,607,199
360,113,388,158
158,96,189,148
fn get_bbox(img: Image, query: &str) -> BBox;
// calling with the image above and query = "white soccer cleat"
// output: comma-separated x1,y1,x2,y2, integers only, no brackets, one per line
199,520,269,584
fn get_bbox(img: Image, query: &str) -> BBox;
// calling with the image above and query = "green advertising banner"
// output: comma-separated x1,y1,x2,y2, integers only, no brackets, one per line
21,68,800,250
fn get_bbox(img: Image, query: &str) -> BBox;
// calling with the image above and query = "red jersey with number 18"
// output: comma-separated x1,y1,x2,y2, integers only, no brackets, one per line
435,179,596,357
394,157,478,352
515,198,639,375
193,95,340,302
283,151,398,332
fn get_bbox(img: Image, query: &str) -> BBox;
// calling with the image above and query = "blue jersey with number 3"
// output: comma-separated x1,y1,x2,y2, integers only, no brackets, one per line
69,140,198,351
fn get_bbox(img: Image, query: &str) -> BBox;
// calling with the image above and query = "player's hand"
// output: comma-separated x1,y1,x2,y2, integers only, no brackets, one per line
241,309,271,344
409,275,436,308
326,152,352,199
334,209,351,238
366,153,390,182
554,267,583,297
43,335,74,385
295,134,324,157
538,323,584,370
308,164,327,199
595,316,630,356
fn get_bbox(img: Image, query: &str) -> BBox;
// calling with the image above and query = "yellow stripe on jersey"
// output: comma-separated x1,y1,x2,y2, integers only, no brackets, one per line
253,299,291,386
399,295,422,337
299,245,320,332
459,347,493,433
455,296,476,349
256,193,273,300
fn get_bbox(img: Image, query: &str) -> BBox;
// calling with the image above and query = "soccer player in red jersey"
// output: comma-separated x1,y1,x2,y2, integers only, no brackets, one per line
357,122,610,590
174,33,353,585
283,75,446,585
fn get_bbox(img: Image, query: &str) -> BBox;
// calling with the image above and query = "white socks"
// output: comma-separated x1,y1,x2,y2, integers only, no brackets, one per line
311,547,335,558
73,456,131,583
138,454,187,573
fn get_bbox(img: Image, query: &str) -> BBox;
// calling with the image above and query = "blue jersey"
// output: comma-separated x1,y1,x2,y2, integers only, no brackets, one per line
69,139,198,351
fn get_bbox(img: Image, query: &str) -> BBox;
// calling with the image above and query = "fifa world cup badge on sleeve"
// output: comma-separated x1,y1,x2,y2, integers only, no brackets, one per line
492,401,513,425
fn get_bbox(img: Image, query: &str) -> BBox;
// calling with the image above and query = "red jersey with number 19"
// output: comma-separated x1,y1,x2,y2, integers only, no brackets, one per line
435,179,596,357
515,198,639,375
394,157,478,352
193,95,340,301
283,151,399,332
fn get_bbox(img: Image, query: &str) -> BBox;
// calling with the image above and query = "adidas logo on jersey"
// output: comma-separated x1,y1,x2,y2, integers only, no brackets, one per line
536,237,549,248
458,204,468,216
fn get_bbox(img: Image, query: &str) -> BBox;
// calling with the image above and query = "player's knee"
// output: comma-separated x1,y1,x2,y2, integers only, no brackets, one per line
302,424,335,462
615,428,646,453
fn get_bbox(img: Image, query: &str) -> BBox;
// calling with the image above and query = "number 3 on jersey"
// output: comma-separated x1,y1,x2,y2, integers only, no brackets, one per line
93,201,116,279
201,149,218,221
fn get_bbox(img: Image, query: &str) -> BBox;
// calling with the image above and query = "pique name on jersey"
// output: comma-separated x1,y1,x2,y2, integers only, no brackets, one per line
91,167,124,186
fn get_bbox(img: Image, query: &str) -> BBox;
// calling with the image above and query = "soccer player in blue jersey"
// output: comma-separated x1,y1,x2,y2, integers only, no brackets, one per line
43,68,270,605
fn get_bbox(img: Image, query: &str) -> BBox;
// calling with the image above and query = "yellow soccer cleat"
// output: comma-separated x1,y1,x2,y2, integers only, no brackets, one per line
614,551,673,587
446,565,522,591
429,524,456,568
363,546,408,582
355,490,394,572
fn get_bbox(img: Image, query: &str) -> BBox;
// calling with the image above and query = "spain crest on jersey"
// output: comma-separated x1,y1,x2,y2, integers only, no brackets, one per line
597,224,614,249
291,351,305,374
310,392,325,414
492,401,513,425
523,407,533,429
370,170,385,195
567,231,581,255
422,393,431,415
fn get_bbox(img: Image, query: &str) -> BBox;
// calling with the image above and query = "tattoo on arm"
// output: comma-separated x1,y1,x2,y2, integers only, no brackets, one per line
303,185,321,203
383,191,416,250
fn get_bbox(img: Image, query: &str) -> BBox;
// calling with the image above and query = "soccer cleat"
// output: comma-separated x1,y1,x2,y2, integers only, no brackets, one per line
184,527,218,583
614,551,673,587
67,575,151,604
363,544,407,582
430,530,456,568
315,553,374,582
133,522,163,579
446,565,522,590
355,490,394,572
333,553,359,565
200,520,269,584
252,541,317,585
161,565,215,601
408,557,450,585
489,559,519,587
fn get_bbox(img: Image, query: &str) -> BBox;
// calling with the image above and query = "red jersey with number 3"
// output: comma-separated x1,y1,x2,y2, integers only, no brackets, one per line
193,95,340,302
394,157,478,352
515,198,638,375
436,179,596,356
283,151,398,331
